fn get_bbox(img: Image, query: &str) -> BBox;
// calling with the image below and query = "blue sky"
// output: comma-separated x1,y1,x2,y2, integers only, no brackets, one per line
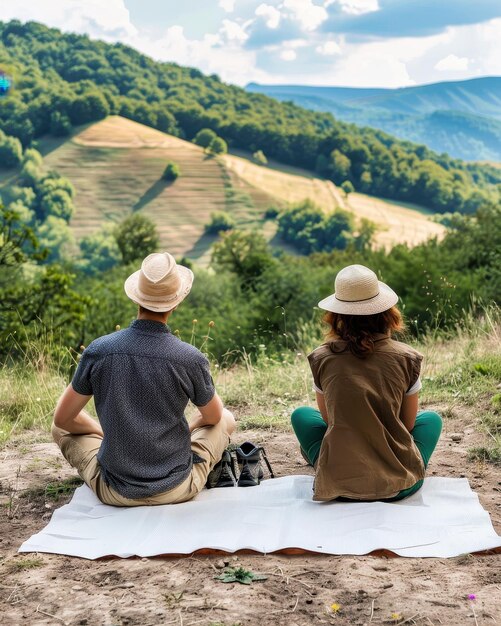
1,0,501,87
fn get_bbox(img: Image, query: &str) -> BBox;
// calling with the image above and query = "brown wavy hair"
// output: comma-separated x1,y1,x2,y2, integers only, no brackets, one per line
323,306,404,359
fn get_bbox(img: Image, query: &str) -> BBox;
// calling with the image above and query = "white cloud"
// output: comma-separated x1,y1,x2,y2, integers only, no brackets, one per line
138,24,267,85
220,19,248,43
283,0,328,31
2,1,501,88
316,40,341,55
434,53,469,71
255,3,281,29
280,49,297,61
325,0,379,15
0,0,137,40
218,0,235,12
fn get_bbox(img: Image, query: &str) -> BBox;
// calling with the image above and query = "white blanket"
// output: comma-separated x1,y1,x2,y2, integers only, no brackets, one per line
19,476,501,559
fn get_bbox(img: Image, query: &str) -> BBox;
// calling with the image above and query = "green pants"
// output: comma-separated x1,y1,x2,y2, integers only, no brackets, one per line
291,408,442,501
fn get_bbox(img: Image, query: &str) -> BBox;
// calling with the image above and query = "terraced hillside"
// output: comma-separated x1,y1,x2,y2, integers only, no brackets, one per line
37,116,443,260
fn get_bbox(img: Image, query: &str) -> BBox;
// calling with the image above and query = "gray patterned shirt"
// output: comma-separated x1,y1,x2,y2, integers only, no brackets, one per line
71,319,215,499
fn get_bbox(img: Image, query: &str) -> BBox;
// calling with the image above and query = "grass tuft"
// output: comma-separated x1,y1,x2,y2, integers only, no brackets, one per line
468,446,501,465
5,557,44,572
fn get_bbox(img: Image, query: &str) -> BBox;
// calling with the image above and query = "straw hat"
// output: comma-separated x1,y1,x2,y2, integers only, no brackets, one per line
124,252,194,312
318,264,398,315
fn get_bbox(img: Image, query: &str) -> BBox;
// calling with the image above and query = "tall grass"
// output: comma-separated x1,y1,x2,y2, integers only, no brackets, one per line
0,333,78,445
1,306,500,463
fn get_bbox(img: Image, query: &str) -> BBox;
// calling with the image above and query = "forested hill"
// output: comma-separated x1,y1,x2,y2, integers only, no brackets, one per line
1,20,501,214
247,78,501,162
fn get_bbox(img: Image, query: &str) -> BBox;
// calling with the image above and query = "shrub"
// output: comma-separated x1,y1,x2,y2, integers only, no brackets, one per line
162,161,180,181
0,132,23,168
193,128,217,148
341,180,355,197
207,137,228,155
50,111,72,136
264,206,280,220
114,213,160,264
253,150,268,166
205,211,236,234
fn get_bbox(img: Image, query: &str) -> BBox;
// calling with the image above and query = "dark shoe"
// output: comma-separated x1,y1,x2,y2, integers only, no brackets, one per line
206,449,238,488
236,441,275,487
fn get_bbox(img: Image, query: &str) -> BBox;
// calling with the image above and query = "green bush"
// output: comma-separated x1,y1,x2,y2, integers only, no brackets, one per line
193,128,217,149
264,206,280,220
205,211,236,235
208,137,228,155
114,213,160,264
253,150,267,166
162,161,180,181
341,180,355,196
0,131,22,168
277,200,354,254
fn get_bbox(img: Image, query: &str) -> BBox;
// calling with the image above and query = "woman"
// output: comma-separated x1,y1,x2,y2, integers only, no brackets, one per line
291,264,442,502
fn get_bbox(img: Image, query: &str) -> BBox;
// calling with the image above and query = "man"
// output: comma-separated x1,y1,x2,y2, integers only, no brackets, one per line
52,252,236,506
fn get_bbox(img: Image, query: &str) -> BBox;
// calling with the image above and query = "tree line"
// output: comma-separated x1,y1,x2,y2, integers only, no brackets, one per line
2,195,500,364
0,20,500,215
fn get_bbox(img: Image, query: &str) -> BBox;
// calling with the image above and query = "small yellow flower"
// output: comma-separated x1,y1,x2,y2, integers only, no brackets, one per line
331,603,341,613
115,325,121,331
391,612,402,621
192,319,198,324
208,321,215,327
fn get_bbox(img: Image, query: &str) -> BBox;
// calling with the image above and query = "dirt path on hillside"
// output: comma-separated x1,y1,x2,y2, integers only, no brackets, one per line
1,404,500,626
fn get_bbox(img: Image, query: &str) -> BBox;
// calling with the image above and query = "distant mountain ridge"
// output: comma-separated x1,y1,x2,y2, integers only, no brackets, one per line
247,77,501,161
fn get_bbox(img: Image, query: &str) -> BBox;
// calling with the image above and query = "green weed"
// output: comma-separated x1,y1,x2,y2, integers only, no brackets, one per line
5,557,44,572
22,477,83,502
468,446,501,465
215,567,267,585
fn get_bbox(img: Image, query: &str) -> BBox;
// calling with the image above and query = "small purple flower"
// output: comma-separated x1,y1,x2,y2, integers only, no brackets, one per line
468,594,476,601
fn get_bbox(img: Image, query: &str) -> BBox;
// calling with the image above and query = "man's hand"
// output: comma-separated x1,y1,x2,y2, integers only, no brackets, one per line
54,384,104,437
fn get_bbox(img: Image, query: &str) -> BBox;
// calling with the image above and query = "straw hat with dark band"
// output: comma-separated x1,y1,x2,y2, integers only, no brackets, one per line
124,252,194,312
318,264,398,315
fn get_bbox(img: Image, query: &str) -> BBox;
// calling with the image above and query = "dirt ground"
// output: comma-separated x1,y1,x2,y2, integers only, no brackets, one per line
1,404,500,626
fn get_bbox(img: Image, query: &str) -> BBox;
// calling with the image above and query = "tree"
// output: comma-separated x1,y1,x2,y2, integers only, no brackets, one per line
70,92,110,125
0,132,23,168
50,111,72,136
277,200,355,254
162,161,180,182
193,128,217,149
36,216,75,263
264,206,280,220
212,229,274,285
79,224,121,274
205,211,236,235
341,180,355,197
253,150,267,166
114,213,160,264
207,137,228,155
329,149,351,183
0,202,44,267
353,218,377,252
38,188,74,222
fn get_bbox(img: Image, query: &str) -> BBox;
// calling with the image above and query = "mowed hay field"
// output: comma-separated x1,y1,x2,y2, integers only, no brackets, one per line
38,116,444,259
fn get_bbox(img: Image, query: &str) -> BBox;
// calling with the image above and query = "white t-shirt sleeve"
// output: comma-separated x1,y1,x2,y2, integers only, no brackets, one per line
312,381,324,394
406,375,422,396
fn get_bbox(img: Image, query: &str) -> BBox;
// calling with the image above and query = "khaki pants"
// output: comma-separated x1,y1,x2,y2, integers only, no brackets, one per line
52,423,230,507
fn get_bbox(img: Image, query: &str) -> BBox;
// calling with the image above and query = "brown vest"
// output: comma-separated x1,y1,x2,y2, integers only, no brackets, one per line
308,335,425,501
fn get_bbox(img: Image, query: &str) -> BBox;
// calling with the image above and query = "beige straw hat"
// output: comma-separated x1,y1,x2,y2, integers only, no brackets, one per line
124,252,194,312
318,264,398,315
